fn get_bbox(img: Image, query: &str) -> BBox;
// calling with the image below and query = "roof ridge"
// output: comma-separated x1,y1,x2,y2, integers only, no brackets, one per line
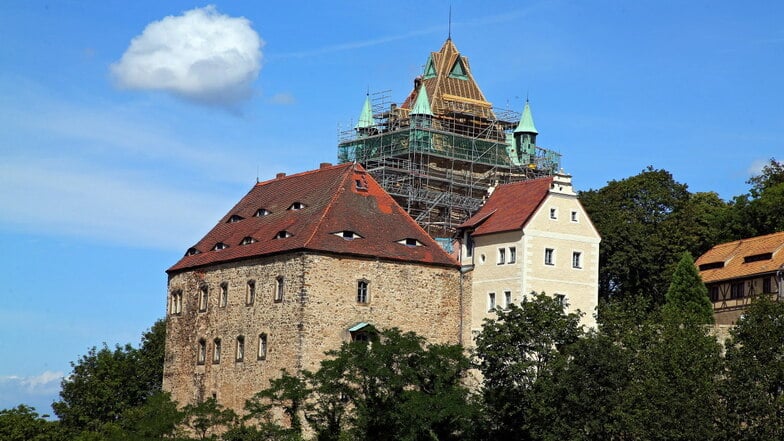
255,163,352,187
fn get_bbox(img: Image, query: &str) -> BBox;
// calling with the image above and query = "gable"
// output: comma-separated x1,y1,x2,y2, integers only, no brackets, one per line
448,56,468,80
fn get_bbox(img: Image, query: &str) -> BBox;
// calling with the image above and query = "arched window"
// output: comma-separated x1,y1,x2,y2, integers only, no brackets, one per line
198,285,208,312
275,276,284,302
246,280,256,305
170,290,183,315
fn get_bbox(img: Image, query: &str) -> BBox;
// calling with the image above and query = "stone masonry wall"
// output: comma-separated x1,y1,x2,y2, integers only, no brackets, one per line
163,252,470,416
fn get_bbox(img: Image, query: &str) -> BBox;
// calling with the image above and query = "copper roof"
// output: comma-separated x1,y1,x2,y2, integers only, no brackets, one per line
458,177,554,236
400,39,495,121
696,231,784,283
168,163,458,273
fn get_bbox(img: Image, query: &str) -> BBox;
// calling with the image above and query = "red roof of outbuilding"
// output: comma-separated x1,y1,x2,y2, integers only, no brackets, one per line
168,163,458,273
696,231,784,283
458,177,553,236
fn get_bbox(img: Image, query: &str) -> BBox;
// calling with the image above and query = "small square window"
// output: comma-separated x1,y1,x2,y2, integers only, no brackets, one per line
709,285,719,302
572,252,582,269
555,294,566,307
545,248,554,266
509,247,516,264
763,277,772,294
731,282,744,299
498,248,506,265
488,292,496,311
571,211,578,222
549,208,557,219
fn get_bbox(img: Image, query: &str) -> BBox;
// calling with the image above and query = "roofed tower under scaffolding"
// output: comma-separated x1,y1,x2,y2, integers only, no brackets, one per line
338,38,561,238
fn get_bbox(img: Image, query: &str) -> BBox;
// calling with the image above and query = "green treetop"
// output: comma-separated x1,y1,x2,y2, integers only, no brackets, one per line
663,252,714,324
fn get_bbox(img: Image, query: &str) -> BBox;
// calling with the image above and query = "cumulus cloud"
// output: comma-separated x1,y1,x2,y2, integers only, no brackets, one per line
0,371,63,415
747,158,769,178
111,5,263,107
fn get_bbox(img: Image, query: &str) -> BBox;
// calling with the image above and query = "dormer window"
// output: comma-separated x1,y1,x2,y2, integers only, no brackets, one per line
289,202,305,211
355,176,368,191
334,231,363,240
398,238,423,247
744,253,773,263
254,208,271,217
185,247,201,256
275,231,292,239
213,242,229,251
240,236,256,245
227,214,244,223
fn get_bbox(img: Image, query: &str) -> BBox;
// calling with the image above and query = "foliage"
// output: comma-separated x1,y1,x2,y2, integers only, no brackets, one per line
722,296,784,440
52,319,166,433
183,398,238,440
109,391,184,441
0,405,65,441
250,328,476,441
473,292,583,439
662,252,714,324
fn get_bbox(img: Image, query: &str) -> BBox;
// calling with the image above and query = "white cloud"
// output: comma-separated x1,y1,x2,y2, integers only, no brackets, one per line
747,158,769,178
0,371,63,415
111,5,263,107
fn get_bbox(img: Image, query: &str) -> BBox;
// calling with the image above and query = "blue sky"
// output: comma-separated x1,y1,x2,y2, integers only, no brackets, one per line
1,1,782,415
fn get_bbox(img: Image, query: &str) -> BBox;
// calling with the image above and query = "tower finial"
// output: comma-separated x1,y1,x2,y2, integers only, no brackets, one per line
448,5,452,40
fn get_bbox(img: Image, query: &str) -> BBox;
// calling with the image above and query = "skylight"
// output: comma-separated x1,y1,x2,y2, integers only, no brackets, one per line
240,237,257,245
398,238,423,247
334,231,363,240
213,242,229,251
227,214,244,223
185,247,201,256
254,208,271,217
289,202,306,210
275,231,292,239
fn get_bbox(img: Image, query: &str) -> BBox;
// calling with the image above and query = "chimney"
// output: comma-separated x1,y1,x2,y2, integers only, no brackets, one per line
276,172,286,179
319,162,332,169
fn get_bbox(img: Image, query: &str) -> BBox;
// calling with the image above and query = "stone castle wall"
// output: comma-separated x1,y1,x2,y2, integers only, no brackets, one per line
163,252,470,414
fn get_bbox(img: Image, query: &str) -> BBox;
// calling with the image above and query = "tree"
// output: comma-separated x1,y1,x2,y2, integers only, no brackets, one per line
0,405,65,441
722,296,784,440
662,252,714,324
580,167,699,303
251,328,476,441
110,391,184,441
729,158,784,238
182,398,237,440
52,319,166,433
473,292,583,439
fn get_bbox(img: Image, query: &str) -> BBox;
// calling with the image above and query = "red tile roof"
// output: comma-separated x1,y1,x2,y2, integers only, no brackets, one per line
168,163,458,273
696,231,784,283
458,177,553,236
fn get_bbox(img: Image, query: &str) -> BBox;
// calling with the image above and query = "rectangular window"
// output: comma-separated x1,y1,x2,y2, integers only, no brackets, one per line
571,211,578,222
572,252,582,269
170,290,182,315
504,291,512,309
258,333,268,360
731,282,744,299
197,339,206,365
274,277,284,302
219,283,228,308
763,277,772,294
357,280,369,304
550,208,557,219
236,336,244,362
498,248,506,265
509,247,516,264
212,339,221,364
555,294,566,307
709,285,719,302
466,235,474,257
488,292,496,311
545,248,554,266
198,286,208,312
246,280,255,305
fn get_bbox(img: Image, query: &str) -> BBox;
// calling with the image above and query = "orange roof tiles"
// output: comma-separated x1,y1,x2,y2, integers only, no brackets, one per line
167,163,458,273
458,177,553,236
696,231,784,283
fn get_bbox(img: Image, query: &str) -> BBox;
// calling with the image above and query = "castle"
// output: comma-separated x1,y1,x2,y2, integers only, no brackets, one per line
163,38,599,414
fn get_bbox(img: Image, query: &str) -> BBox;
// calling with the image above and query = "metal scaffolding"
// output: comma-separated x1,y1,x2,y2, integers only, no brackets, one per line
338,90,561,239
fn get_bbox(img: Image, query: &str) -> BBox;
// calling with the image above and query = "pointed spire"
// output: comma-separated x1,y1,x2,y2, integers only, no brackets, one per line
514,100,538,134
410,85,433,116
354,94,374,130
